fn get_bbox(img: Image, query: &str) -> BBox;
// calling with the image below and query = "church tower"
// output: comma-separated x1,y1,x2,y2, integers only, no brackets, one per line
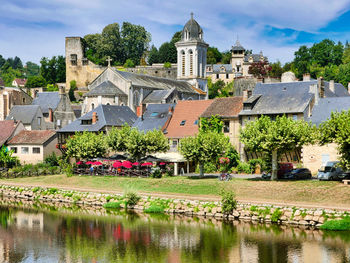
175,13,208,95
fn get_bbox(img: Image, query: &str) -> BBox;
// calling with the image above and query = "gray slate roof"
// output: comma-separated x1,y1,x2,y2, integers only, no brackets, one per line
113,68,197,94
231,40,245,51
6,105,41,124
143,89,173,104
32,92,60,114
243,54,268,63
182,16,203,41
84,81,126,97
240,80,348,116
58,105,137,133
132,104,175,132
310,97,350,126
208,64,233,73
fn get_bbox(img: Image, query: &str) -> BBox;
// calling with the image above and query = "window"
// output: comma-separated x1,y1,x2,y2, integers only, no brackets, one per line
181,51,185,76
81,119,92,125
10,147,17,153
180,120,186,126
21,147,29,154
172,140,178,147
223,121,230,133
82,58,88,66
194,120,198,125
33,147,40,154
189,50,193,75
57,119,61,127
292,114,298,121
37,117,41,126
133,91,140,108
226,74,229,79
22,98,25,104
70,54,77,65
216,74,219,79
91,103,95,110
150,112,158,117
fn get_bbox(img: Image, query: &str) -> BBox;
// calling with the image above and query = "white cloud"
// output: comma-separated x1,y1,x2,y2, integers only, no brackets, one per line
0,0,350,64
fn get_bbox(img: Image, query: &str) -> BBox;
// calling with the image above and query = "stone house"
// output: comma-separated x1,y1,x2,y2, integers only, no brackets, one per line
200,97,243,151
12,78,27,88
57,104,137,150
0,87,32,120
7,130,59,164
164,100,213,151
6,105,47,130
0,120,25,147
132,103,175,133
206,40,269,83
32,87,76,129
238,77,349,163
302,96,350,173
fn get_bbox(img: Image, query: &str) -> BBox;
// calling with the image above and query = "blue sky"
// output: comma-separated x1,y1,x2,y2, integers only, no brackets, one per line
1,0,350,64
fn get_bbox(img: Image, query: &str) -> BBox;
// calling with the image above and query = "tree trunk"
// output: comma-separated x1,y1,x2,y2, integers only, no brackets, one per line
271,150,278,180
199,163,204,177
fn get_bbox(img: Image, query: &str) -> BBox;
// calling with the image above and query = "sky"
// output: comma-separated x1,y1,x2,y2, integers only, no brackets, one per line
1,0,350,65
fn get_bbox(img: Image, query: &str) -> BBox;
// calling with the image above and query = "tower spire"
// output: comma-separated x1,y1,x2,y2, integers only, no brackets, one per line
191,12,194,19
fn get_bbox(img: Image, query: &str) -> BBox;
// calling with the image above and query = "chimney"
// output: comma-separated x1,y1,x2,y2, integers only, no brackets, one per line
329,80,335,93
92,112,97,124
59,86,65,95
136,104,146,117
317,77,325,98
49,108,53,122
303,73,311,81
243,90,248,102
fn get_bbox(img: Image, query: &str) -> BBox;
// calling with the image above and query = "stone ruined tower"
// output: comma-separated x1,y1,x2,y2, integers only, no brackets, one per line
175,13,208,95
65,37,104,91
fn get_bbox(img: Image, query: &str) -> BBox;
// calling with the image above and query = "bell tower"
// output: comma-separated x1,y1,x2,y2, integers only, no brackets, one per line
175,13,208,95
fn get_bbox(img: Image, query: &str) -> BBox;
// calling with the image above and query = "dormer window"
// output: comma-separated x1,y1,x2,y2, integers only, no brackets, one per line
81,119,92,125
249,56,253,63
220,67,225,72
180,120,186,126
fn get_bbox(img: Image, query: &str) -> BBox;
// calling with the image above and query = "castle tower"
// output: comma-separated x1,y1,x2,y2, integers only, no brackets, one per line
175,13,208,94
231,39,245,76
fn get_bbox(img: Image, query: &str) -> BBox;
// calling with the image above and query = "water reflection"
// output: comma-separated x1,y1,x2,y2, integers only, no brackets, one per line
0,204,350,263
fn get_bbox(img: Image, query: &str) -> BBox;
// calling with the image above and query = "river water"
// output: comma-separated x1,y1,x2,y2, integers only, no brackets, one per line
0,202,350,263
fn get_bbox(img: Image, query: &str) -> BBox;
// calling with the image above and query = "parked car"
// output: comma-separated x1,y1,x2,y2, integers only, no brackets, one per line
317,161,344,181
261,163,293,179
281,168,312,180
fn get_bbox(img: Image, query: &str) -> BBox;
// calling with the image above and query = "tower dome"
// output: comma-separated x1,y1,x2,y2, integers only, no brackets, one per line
182,13,203,41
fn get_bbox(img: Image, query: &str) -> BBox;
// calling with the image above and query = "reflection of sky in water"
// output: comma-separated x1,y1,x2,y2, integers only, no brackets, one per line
0,205,350,263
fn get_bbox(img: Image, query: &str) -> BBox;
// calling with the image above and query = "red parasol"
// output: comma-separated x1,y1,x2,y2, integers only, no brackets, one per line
141,162,152,166
113,161,122,168
76,161,83,165
122,161,133,169
93,161,103,166
132,162,140,166
159,162,166,165
86,161,93,165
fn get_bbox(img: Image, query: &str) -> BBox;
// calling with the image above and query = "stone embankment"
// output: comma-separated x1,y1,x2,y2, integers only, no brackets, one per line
0,185,348,229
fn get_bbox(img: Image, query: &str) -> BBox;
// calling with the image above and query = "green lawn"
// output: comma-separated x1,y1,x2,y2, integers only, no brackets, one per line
1,175,350,208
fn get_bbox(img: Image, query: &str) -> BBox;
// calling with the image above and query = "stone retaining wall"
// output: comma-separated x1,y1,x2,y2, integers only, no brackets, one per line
0,185,348,229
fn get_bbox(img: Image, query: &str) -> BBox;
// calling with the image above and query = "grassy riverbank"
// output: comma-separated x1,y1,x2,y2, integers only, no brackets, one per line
1,175,350,208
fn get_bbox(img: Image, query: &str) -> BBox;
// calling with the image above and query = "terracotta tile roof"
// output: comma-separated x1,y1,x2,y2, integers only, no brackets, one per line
14,78,27,86
165,100,213,139
0,120,21,146
201,97,243,118
8,130,56,145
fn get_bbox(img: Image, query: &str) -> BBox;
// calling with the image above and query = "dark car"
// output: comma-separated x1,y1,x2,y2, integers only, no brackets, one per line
281,168,312,180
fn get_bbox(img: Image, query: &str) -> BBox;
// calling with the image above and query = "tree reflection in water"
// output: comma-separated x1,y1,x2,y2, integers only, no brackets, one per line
0,204,350,262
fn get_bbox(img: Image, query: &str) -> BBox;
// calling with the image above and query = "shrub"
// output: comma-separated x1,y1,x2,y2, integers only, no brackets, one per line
151,167,162,178
123,59,135,68
320,217,350,231
248,159,263,173
236,161,252,174
144,204,165,213
124,191,141,207
103,201,123,209
163,62,172,68
271,208,283,222
44,152,59,166
220,189,237,214
195,162,217,173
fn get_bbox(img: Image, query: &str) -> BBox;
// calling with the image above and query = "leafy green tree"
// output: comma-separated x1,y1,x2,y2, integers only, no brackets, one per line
0,55,5,68
248,61,272,78
240,115,315,180
207,47,222,64
200,115,224,133
25,75,47,88
310,39,343,67
65,131,108,160
338,63,350,87
25,61,40,77
180,131,231,176
123,59,135,68
343,45,350,64
56,56,66,82
293,45,311,78
107,125,169,160
221,51,231,64
268,61,283,78
208,78,225,99
40,56,65,84
0,146,19,168
13,56,23,69
100,23,123,65
320,110,350,169
148,45,159,65
69,80,77,101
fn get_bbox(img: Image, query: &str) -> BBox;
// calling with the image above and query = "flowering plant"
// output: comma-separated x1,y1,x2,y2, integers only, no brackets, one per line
219,157,230,164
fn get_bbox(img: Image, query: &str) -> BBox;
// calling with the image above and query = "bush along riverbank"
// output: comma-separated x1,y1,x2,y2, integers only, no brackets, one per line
1,184,350,229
